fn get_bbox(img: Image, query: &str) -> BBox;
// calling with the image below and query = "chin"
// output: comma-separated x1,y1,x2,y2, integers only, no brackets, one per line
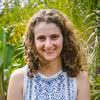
44,56,58,62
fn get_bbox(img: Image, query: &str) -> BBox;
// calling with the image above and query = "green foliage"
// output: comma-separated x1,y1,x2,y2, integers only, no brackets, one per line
0,27,14,99
84,1,100,99
0,26,25,98
91,76,100,100
0,0,100,99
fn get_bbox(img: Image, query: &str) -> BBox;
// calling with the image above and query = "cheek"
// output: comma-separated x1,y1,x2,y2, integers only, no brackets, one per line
57,38,63,49
35,41,43,51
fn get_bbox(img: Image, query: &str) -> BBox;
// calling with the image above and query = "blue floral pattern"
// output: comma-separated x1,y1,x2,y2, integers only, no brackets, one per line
34,72,66,100
23,66,77,100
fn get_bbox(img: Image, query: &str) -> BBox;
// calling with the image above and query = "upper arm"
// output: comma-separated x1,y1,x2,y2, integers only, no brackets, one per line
77,71,91,100
7,68,24,100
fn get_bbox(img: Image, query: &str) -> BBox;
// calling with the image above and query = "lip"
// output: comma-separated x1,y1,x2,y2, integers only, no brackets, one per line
45,51,54,54
44,50,55,54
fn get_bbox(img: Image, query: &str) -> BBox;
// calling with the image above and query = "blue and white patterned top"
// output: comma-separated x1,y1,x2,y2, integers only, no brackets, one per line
23,65,77,100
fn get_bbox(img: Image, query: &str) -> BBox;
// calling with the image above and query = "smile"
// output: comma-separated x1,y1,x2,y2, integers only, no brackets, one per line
44,50,55,54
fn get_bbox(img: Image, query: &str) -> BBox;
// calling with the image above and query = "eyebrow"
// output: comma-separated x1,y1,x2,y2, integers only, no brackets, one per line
37,35,46,38
36,33,60,38
50,34,60,37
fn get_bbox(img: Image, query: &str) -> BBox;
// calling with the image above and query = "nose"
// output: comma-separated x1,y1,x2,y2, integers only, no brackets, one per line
44,38,52,49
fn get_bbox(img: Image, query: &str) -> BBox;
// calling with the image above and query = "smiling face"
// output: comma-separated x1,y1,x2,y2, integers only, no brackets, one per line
34,22,63,62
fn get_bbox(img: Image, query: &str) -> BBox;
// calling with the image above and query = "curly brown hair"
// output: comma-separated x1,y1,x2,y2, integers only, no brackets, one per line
24,9,84,78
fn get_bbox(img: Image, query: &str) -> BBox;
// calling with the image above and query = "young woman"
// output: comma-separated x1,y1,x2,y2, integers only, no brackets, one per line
7,9,90,100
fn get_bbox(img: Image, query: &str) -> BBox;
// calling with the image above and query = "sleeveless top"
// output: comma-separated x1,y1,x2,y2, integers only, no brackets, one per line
23,65,77,100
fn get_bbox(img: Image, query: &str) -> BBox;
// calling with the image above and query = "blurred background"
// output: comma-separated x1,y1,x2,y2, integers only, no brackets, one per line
0,0,100,100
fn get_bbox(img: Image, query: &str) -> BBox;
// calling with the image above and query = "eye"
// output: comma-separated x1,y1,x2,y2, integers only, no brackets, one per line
51,34,59,40
37,35,46,41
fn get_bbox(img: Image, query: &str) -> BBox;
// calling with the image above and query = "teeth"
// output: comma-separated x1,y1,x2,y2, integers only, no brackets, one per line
43,48,55,54
46,51,53,53
46,50,54,53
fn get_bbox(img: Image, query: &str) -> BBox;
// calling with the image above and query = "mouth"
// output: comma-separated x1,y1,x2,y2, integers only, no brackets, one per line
45,51,54,54
44,49,56,54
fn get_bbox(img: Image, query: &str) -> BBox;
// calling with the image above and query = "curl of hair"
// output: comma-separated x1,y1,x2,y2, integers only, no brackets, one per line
24,9,84,78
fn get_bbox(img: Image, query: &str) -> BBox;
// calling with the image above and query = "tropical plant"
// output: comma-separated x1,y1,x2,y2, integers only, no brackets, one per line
0,27,15,99
0,0,100,100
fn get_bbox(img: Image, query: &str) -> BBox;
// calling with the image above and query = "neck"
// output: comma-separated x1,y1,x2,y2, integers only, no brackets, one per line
38,58,62,77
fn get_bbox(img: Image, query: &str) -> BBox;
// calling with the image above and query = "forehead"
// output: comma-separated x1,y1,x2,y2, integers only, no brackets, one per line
34,22,62,36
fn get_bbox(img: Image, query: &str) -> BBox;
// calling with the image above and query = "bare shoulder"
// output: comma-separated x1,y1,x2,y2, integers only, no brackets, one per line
77,71,90,89
76,71,91,100
10,67,25,80
9,67,26,88
8,67,26,90
7,67,26,100
77,71,89,81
